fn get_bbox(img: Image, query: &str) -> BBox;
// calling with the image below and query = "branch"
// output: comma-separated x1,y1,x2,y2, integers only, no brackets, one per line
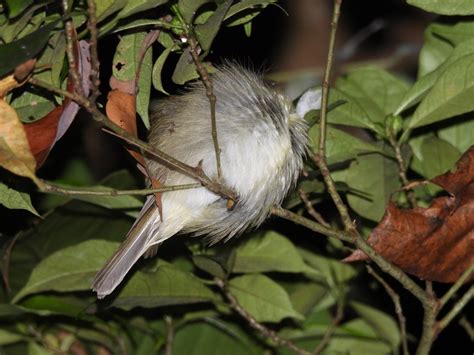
298,188,330,227
436,286,473,335
40,181,202,196
86,0,100,102
188,36,222,180
388,131,417,208
214,278,311,355
440,264,474,308
313,0,357,236
164,315,174,355
367,266,408,355
313,299,344,354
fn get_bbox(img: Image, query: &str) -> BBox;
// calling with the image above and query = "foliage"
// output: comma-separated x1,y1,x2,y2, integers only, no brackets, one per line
0,0,472,354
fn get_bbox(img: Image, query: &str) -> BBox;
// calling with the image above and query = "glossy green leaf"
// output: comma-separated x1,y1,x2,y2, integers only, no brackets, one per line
229,274,304,323
152,46,173,95
327,88,382,134
417,27,453,78
117,0,169,19
0,182,39,216
137,44,152,128
0,4,45,43
308,124,385,165
112,261,218,310
298,248,356,285
430,20,474,46
178,0,212,24
335,66,409,129
437,117,474,153
233,231,315,274
195,0,232,51
396,39,474,115
351,301,400,350
172,48,204,84
12,240,118,303
407,53,474,130
8,201,132,295
346,154,400,222
4,0,33,18
96,0,127,22
174,321,262,355
410,136,461,179
224,0,276,27
0,20,58,78
407,0,474,15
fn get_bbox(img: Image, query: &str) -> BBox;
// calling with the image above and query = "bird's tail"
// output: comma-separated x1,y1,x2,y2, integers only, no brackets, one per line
92,197,161,299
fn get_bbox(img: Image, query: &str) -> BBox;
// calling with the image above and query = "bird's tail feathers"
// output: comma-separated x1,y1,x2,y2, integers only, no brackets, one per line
92,197,161,299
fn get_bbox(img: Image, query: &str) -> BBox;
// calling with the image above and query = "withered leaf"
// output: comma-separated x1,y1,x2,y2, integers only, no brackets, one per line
0,99,42,188
344,146,474,283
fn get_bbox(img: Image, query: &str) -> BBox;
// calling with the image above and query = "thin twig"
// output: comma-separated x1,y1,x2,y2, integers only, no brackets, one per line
439,264,474,308
298,188,330,227
367,266,409,355
214,278,311,355
188,36,222,180
415,297,438,355
436,286,473,335
86,0,100,102
28,77,84,102
313,299,344,354
102,128,237,201
1,233,20,294
314,0,356,236
61,0,85,98
41,181,202,196
459,316,474,341
164,315,174,355
388,132,417,207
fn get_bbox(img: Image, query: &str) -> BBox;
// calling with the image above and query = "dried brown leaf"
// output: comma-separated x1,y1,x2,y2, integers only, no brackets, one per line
344,146,474,283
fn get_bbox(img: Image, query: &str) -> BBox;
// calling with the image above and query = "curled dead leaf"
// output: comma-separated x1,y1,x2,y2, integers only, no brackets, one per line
0,100,42,188
344,146,474,283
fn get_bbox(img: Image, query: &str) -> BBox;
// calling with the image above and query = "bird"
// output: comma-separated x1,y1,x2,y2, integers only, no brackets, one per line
92,63,309,299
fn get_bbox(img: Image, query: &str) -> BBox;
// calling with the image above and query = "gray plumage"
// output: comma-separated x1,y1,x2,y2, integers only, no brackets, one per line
92,64,308,299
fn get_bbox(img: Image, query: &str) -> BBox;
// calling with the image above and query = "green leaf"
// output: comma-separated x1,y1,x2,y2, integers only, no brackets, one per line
224,0,277,27
117,0,169,19
192,255,227,279
0,20,58,78
4,0,33,18
174,321,262,355
417,27,454,78
333,66,409,135
8,201,132,295
112,32,144,81
437,117,474,153
233,231,315,274
407,53,474,130
0,182,39,216
430,20,474,46
407,0,474,15
395,38,474,115
287,282,330,316
95,0,128,22
137,44,152,128
229,274,304,323
350,301,400,350
346,153,400,222
172,48,214,85
410,136,461,179
11,89,56,123
178,0,212,24
0,329,25,346
152,46,173,95
12,240,118,303
195,0,233,51
19,294,92,317
298,248,356,286
308,124,385,165
327,88,382,134
112,261,218,310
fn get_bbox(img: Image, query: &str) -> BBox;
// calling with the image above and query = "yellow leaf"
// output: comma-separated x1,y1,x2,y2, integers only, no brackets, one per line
0,99,43,188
